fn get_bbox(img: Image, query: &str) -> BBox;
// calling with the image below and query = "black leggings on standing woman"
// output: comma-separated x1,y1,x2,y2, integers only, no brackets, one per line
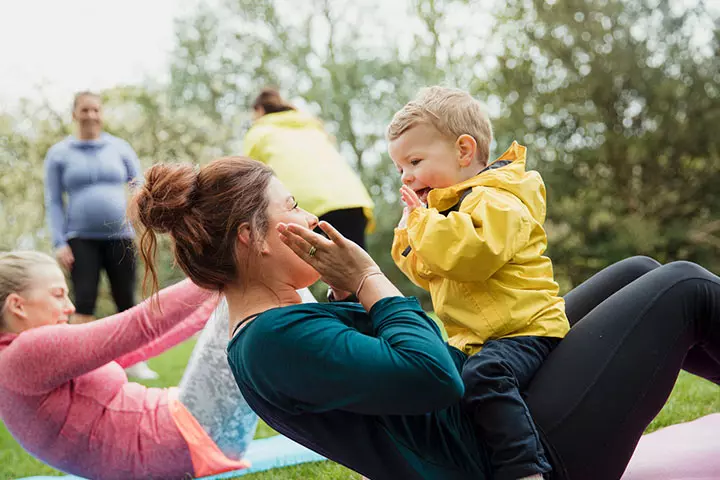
68,238,137,316
527,257,720,479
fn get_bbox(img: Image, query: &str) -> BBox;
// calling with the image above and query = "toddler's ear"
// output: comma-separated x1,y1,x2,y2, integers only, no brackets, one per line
456,134,477,167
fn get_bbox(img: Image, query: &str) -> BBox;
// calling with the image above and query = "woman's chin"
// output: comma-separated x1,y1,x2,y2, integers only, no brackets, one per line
292,266,321,290
304,271,322,287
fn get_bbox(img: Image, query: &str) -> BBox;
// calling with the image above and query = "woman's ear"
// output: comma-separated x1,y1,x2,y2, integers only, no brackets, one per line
4,293,26,321
237,223,252,247
456,134,478,167
237,223,272,255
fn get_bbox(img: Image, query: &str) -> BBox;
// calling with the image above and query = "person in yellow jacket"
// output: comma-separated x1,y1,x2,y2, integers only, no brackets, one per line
388,86,569,480
244,88,374,250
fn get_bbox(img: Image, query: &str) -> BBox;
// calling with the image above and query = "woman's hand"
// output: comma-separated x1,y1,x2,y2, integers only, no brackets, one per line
55,245,74,271
277,221,381,294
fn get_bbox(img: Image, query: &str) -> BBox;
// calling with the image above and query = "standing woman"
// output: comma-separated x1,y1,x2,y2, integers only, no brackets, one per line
43,91,157,379
244,87,375,250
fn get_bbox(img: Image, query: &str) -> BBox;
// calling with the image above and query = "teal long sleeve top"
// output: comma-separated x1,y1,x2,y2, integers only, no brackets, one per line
227,296,492,480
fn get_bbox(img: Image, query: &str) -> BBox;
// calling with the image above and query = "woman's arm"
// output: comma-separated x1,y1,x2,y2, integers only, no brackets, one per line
0,280,214,395
114,293,219,368
240,296,464,416
263,221,462,413
43,150,67,249
120,139,142,186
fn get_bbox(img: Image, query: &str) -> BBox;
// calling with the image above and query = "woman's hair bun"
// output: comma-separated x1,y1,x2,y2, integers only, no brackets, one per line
132,163,198,234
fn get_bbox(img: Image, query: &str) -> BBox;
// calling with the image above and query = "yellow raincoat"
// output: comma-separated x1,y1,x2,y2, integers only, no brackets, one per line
243,110,374,230
392,142,569,355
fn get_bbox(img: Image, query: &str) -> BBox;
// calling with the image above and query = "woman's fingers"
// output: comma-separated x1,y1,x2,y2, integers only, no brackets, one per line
284,223,337,256
278,222,342,266
317,221,345,246
277,224,316,260
277,221,378,294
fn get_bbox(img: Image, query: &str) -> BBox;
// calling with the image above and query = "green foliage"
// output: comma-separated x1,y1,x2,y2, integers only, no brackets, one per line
166,0,497,300
0,101,69,252
489,0,720,286
0,86,238,307
165,0,720,293
1,0,718,318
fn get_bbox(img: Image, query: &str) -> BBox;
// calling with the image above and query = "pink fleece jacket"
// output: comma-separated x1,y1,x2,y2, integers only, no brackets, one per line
0,279,217,480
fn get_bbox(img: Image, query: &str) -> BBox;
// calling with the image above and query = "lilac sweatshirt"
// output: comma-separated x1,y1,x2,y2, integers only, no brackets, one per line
44,133,141,248
0,280,217,479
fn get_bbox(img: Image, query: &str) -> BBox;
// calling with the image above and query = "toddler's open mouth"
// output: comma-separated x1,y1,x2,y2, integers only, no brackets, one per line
414,187,431,204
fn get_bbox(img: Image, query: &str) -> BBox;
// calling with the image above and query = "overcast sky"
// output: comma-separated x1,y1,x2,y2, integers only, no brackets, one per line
1,0,717,115
0,0,195,112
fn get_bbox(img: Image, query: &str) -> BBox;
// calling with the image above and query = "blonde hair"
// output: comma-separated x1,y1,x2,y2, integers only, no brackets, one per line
0,251,58,320
73,91,101,110
387,86,494,164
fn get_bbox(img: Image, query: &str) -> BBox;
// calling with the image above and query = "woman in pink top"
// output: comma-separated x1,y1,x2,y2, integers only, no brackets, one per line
0,251,257,479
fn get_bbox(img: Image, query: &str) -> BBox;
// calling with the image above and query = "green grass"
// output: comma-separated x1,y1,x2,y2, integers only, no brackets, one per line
1,339,718,480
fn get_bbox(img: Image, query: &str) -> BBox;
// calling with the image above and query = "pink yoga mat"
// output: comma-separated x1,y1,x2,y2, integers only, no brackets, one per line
622,413,720,479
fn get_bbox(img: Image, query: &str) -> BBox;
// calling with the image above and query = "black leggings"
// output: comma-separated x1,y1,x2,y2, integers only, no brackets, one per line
68,238,137,315
527,256,720,479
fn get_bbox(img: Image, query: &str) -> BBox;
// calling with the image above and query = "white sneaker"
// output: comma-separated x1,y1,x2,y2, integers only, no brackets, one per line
125,361,160,380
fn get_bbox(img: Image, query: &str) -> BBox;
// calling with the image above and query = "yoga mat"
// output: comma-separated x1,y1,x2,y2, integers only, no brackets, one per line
17,435,326,480
622,413,720,479
201,435,325,479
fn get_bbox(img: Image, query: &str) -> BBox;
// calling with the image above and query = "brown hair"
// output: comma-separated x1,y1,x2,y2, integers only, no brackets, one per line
129,157,275,296
73,91,101,111
387,86,494,165
0,251,58,324
252,87,295,115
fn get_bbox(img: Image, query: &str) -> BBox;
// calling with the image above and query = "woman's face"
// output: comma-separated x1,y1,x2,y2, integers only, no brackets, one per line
72,94,103,140
263,177,321,288
11,264,75,331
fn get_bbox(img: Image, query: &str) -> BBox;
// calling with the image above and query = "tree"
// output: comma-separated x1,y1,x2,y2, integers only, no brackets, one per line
168,0,493,303
488,0,720,287
0,100,68,252
5,0,717,309
0,86,235,314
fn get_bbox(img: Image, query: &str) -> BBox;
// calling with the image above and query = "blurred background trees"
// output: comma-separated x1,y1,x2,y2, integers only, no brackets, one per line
1,0,718,311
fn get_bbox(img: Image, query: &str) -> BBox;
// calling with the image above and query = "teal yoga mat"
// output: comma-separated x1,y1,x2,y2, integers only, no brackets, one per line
17,435,326,480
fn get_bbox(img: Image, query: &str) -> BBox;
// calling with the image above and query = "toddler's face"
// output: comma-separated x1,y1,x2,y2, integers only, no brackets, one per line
389,123,464,204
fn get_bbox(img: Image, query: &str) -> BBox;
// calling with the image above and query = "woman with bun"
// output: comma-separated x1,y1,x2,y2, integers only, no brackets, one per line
131,155,720,480
244,87,374,253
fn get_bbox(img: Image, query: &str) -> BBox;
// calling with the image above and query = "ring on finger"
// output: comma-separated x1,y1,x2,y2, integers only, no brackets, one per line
308,245,317,257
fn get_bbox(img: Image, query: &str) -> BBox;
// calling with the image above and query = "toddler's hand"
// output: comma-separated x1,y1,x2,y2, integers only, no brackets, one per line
400,185,424,211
